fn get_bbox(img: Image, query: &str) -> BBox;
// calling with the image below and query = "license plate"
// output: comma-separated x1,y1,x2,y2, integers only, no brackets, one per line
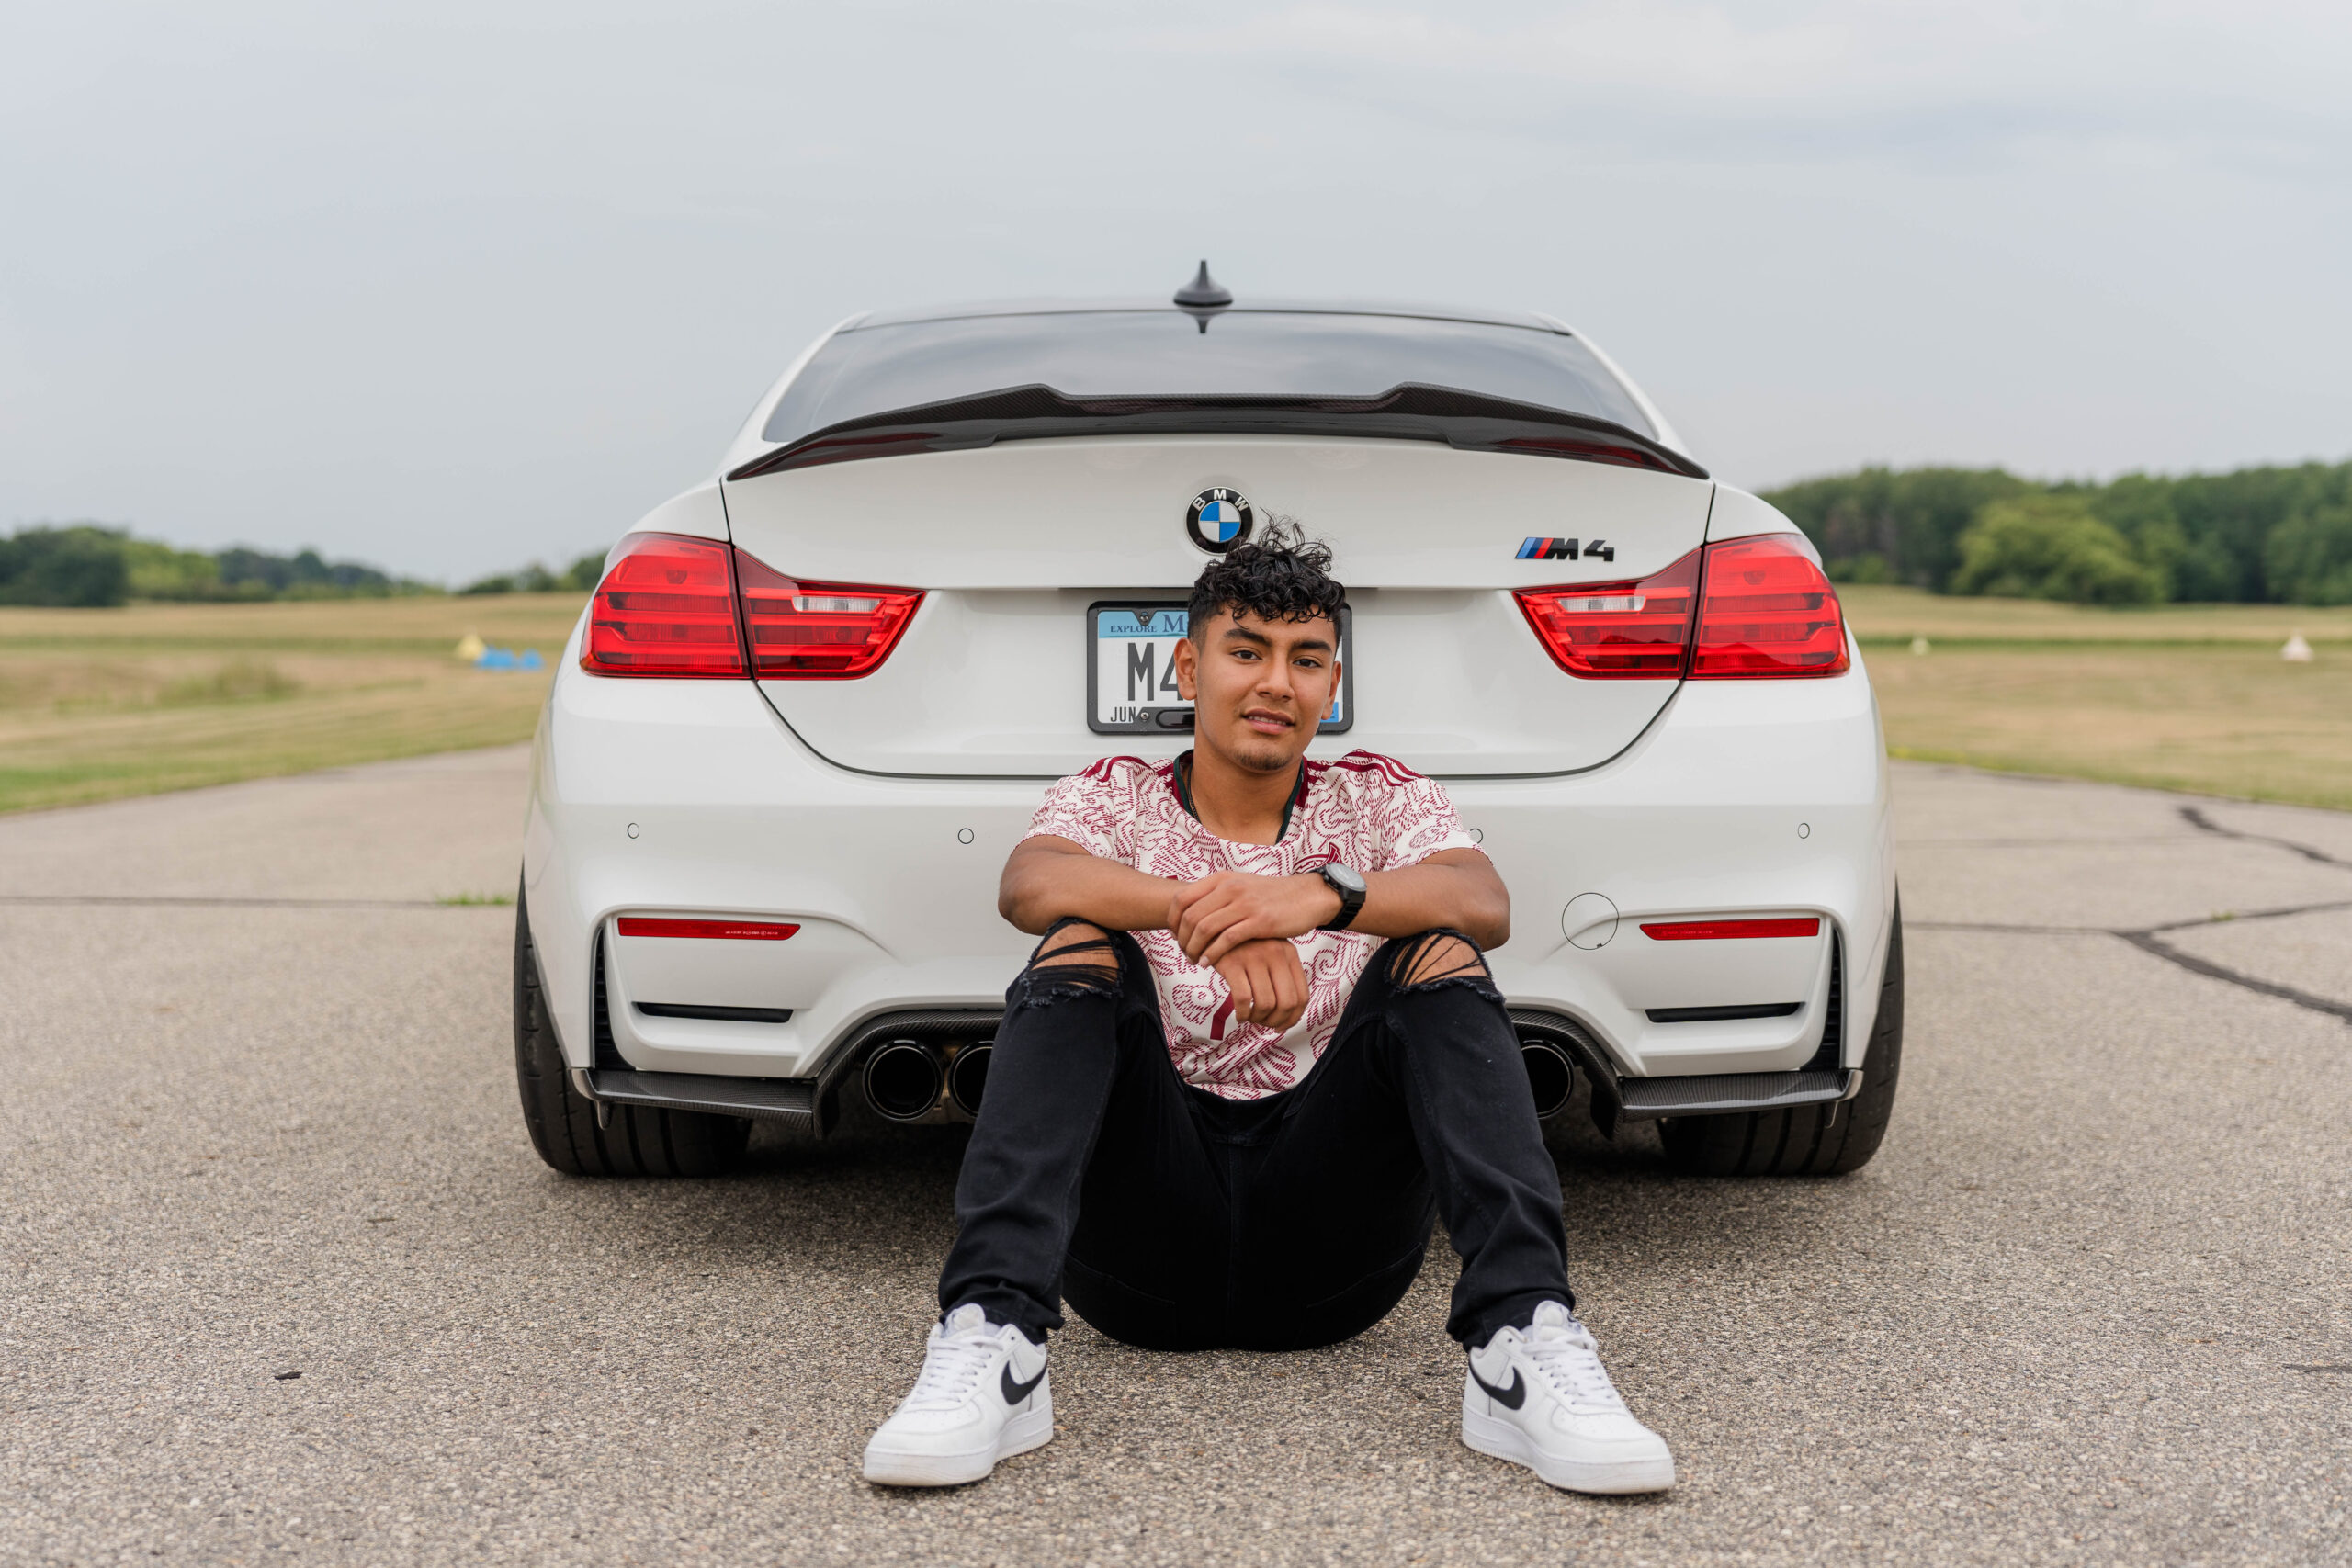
1088,603,1353,735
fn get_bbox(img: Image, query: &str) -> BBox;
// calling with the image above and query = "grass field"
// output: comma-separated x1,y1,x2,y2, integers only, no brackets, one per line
1839,587,2352,649
3,587,2347,816
1842,586,2352,810
0,596,582,814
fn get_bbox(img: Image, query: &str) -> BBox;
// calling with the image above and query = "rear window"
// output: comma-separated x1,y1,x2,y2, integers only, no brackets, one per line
763,310,1652,447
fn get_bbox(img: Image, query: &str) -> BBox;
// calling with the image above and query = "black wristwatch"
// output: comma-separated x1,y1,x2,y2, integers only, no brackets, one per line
1316,863,1368,931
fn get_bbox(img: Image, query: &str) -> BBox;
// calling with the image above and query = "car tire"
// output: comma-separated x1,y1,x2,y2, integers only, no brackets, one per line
513,882,752,1178
1658,903,1904,1178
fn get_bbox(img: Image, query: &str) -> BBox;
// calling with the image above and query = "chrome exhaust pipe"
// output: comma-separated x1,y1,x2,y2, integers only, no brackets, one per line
1520,1038,1576,1121
863,1040,944,1122
946,1041,993,1119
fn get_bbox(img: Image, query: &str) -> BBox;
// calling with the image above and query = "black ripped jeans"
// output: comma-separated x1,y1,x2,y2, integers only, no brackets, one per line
936,922,1576,1351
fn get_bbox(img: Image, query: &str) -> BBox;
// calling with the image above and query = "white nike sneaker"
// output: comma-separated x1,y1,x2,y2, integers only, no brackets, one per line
1463,1301,1676,1495
862,1303,1053,1487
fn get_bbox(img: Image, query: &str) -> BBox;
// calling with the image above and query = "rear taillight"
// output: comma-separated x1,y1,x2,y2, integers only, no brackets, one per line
1514,549,1699,678
1515,534,1849,681
1690,535,1849,679
735,553,922,679
579,533,922,680
581,533,746,677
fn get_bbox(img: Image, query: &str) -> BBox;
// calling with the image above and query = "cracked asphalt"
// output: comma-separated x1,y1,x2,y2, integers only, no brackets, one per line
4,748,2348,1566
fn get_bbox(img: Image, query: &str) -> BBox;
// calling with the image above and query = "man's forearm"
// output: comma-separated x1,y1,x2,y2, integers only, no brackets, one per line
1354,857,1510,949
999,844,1179,936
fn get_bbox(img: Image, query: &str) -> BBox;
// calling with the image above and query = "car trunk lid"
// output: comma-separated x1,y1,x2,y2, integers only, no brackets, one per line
720,434,1713,778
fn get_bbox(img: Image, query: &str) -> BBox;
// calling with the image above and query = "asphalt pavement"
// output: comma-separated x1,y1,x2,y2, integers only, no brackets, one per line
4,748,2347,1566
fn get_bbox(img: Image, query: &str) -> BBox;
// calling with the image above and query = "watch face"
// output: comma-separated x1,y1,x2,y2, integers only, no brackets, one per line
1326,863,1367,894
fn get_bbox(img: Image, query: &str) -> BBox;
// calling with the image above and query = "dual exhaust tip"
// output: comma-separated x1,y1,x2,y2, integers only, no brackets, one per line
863,1039,991,1122
865,1033,1577,1124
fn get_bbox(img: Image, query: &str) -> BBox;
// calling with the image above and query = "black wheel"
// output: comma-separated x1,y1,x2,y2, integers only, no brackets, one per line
514,882,751,1178
1659,903,1904,1177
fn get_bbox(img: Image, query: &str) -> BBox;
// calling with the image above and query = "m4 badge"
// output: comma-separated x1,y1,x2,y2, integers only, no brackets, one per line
1516,537,1614,562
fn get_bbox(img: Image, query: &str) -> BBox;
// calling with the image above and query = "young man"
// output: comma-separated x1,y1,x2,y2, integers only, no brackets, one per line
863,530,1674,1495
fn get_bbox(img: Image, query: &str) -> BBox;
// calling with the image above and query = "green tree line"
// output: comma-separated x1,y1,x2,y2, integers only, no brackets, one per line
0,525,605,608
1763,459,2352,604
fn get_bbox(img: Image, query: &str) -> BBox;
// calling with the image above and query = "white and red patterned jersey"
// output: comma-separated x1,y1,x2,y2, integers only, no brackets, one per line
1021,750,1483,1100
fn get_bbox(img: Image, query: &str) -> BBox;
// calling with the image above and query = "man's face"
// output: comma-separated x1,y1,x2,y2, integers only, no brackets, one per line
1171,605,1340,775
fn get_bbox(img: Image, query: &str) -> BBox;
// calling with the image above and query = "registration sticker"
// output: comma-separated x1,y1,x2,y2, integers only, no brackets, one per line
1086,603,1352,736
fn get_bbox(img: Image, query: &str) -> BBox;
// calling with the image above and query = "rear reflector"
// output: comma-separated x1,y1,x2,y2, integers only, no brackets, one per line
1641,918,1821,941
1514,549,1699,678
1689,535,1850,678
581,534,747,677
616,918,801,941
734,550,923,679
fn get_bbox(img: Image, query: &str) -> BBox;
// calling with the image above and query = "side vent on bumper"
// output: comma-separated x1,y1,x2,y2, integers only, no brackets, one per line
1804,931,1844,1073
591,932,628,1071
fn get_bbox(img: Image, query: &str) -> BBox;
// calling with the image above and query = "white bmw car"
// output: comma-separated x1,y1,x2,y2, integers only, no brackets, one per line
513,273,1901,1181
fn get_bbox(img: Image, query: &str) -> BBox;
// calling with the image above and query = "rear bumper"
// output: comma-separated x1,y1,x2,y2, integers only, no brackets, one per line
522,629,1894,1091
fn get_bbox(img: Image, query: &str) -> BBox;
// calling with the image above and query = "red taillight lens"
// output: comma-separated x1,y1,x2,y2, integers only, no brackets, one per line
1689,535,1849,679
579,535,922,680
581,533,746,677
1516,534,1849,681
1514,549,1700,678
735,550,922,679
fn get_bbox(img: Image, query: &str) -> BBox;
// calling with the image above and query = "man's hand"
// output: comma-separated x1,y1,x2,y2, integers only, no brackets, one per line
1214,937,1311,1033
1170,870,1340,968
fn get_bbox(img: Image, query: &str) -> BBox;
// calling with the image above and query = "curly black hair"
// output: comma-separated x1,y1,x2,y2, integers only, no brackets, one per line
1187,517,1346,637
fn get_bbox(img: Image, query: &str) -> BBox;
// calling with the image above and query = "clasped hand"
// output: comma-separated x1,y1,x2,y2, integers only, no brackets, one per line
1165,871,1342,1034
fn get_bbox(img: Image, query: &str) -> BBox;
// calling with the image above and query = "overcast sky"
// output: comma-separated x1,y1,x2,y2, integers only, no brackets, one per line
4,1,2347,581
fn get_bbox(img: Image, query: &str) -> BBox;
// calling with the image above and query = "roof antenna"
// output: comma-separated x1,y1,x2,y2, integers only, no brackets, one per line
1173,260,1231,332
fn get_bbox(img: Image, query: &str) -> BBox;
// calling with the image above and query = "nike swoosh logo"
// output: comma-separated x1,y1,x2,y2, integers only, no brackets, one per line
1470,1366,1526,1410
1001,1361,1046,1406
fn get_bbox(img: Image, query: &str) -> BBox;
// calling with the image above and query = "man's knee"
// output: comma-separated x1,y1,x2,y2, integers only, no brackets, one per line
1387,930,1491,989
1018,919,1124,998
1034,919,1115,968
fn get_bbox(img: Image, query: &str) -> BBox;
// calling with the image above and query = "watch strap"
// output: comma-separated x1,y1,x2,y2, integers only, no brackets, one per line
1317,864,1367,931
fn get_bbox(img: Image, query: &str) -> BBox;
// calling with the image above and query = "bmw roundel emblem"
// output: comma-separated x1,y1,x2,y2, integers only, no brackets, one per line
1186,488,1255,554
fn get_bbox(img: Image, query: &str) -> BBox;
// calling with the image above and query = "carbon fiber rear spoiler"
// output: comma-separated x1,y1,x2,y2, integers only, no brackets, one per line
726,381,1708,483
